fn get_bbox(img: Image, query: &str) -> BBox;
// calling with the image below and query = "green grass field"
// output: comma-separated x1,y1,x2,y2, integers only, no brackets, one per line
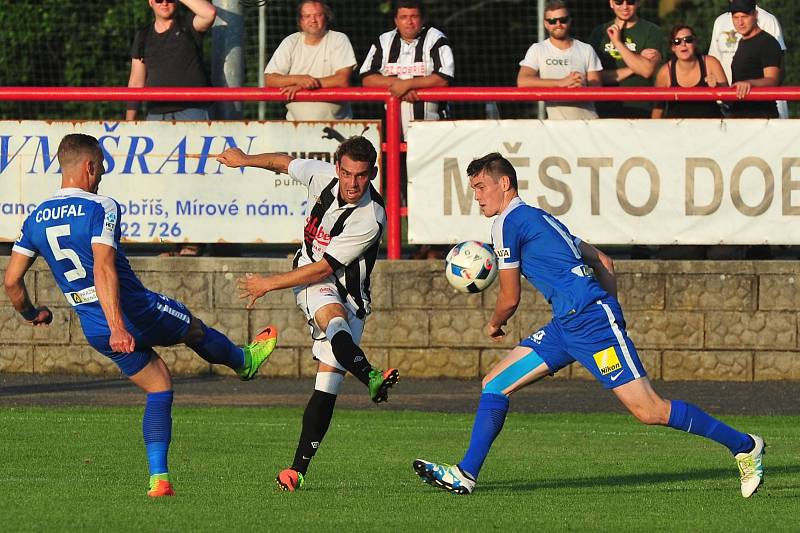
1,407,798,532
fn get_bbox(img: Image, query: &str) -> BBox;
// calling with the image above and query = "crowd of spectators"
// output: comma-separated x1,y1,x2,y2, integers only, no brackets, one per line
118,0,788,259
124,0,788,125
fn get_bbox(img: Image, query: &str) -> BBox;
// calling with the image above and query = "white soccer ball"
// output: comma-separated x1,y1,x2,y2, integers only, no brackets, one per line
444,241,498,293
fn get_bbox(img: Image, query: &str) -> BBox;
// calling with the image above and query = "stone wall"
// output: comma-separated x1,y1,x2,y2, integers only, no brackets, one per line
1,258,799,381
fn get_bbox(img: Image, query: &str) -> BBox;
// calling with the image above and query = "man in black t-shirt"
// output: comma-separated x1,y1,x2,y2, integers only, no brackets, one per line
126,0,217,121
728,0,782,118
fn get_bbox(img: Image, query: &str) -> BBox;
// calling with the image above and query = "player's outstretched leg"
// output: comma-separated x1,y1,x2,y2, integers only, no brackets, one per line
183,318,277,380
326,316,399,403
414,347,548,494
277,369,342,492
614,378,765,498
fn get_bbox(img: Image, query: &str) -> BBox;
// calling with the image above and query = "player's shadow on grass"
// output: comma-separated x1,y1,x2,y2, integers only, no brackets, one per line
478,465,800,493
0,375,214,396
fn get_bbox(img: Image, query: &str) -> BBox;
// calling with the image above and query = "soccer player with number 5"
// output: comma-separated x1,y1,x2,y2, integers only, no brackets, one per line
413,153,765,498
4,134,278,498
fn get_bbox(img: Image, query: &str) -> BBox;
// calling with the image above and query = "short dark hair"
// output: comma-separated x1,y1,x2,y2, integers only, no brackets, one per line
334,136,378,168
297,0,333,26
57,134,102,168
466,153,518,190
395,0,424,16
669,23,696,41
544,0,569,15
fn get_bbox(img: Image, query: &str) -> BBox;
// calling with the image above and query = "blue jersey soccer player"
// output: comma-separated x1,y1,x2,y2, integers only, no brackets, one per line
412,153,765,498
3,133,278,497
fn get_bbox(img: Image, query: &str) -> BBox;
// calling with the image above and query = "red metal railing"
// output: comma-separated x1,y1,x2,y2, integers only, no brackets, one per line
0,86,795,259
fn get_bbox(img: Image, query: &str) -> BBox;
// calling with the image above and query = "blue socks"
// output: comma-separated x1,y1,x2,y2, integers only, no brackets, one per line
459,393,510,479
143,390,173,475
190,325,245,369
667,400,754,455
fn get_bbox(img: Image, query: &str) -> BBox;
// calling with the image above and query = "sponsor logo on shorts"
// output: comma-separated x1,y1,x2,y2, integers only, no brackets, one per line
495,248,511,259
318,286,336,297
593,347,622,376
529,330,545,344
610,370,625,381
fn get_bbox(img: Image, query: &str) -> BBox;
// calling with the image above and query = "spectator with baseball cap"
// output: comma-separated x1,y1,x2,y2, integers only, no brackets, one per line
727,0,783,119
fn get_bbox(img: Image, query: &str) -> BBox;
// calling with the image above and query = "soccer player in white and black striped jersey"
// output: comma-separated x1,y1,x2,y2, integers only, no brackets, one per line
217,136,398,492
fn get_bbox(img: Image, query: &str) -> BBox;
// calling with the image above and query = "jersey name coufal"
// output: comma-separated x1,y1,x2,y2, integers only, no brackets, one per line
35,203,86,222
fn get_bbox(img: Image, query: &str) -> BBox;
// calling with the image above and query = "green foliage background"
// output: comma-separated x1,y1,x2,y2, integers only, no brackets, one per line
0,0,796,119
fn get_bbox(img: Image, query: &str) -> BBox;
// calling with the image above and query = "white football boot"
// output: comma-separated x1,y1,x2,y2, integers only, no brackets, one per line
735,434,765,498
413,459,475,495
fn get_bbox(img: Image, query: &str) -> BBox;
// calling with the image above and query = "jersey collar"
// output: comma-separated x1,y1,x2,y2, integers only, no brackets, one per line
500,196,525,217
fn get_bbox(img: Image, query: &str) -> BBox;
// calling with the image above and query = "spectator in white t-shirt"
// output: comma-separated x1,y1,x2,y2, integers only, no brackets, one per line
517,0,602,119
265,0,356,120
708,0,787,118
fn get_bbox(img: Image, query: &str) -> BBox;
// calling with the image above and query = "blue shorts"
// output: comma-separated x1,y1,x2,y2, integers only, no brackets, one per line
519,298,646,389
86,295,193,377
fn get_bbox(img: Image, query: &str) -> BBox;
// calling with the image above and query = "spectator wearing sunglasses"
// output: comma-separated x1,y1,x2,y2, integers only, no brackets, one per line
588,0,664,118
652,25,728,119
126,0,217,122
517,1,602,119
725,0,783,119
709,0,787,118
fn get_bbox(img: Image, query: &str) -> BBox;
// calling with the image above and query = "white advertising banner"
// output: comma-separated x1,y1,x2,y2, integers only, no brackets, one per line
0,120,381,243
407,119,800,244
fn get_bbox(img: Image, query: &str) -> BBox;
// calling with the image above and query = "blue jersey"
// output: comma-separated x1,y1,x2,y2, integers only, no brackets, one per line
491,197,609,320
12,188,159,337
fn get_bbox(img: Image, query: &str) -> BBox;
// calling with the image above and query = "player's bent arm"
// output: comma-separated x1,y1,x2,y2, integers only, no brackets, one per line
4,252,38,315
92,243,131,340
240,259,334,306
126,59,146,120
489,268,521,329
580,241,617,298
216,148,294,174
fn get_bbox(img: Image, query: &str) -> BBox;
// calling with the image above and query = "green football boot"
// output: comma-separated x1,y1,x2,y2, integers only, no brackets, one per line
368,367,400,403
238,325,278,381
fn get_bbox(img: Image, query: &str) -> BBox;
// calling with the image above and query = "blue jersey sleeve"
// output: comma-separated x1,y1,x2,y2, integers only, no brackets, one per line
89,196,121,249
491,213,520,269
11,216,38,257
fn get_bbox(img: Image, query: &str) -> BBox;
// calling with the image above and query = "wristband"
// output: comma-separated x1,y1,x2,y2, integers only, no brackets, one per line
20,307,39,321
